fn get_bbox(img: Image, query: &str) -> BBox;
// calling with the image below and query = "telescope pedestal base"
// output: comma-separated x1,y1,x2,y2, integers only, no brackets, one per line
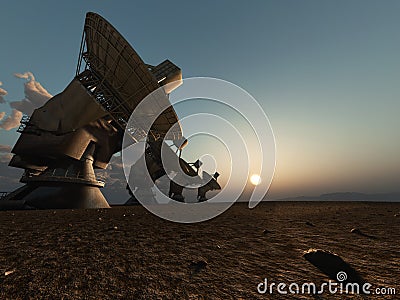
1,183,110,209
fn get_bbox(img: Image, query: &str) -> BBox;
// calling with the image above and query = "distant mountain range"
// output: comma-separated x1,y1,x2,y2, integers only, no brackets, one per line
279,192,400,201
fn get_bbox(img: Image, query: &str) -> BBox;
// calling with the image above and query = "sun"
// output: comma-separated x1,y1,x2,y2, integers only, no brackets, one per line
250,174,261,186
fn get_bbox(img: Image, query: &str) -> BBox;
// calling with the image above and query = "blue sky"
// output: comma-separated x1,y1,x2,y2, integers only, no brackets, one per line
1,1,400,198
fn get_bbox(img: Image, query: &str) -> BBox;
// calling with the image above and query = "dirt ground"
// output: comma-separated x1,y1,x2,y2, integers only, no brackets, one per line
0,201,399,299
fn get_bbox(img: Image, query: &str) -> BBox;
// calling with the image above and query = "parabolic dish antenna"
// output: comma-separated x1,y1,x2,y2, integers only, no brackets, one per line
0,12,220,210
77,12,183,141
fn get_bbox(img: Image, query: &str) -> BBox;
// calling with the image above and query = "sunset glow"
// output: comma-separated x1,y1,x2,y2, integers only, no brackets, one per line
250,174,261,186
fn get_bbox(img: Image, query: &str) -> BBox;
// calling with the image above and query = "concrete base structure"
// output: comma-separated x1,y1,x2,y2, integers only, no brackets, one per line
0,184,109,210
1,144,110,210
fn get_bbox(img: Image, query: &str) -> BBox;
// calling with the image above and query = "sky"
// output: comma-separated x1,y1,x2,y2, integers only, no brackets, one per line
0,0,399,200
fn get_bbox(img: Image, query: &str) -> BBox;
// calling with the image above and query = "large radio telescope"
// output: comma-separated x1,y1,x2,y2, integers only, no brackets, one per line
1,12,220,209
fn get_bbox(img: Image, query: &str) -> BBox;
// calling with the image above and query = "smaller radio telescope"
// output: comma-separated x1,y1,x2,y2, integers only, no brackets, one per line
0,12,220,209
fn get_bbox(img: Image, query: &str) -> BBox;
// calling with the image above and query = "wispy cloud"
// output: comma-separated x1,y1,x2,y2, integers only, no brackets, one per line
0,109,23,131
10,72,52,115
0,144,12,152
0,81,7,103
0,144,12,163
14,72,35,80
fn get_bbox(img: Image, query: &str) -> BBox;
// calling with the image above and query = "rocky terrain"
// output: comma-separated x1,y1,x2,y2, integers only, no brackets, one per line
0,201,399,299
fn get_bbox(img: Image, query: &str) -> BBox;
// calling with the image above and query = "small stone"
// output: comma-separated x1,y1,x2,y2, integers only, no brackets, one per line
189,260,207,273
4,270,15,276
114,226,118,230
306,221,315,227
351,228,362,235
